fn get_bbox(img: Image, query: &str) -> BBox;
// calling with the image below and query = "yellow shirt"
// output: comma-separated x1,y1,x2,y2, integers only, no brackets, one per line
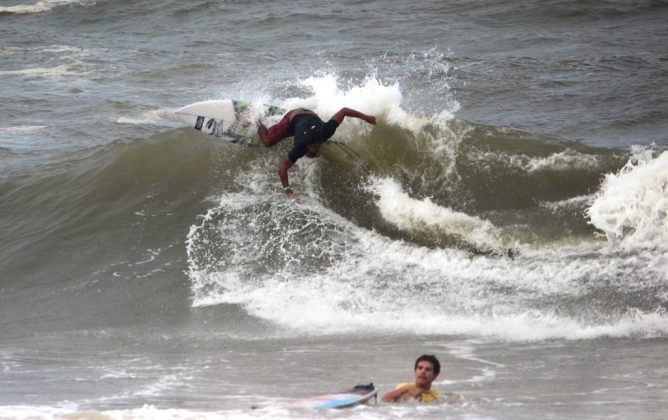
395,382,441,402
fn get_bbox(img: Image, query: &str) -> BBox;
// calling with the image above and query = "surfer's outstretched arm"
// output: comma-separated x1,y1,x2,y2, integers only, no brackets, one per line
278,156,296,197
330,107,377,125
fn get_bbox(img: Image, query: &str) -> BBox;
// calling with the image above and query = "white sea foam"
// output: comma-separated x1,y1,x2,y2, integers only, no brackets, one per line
0,125,47,134
0,45,97,78
188,189,668,342
242,265,666,341
540,194,595,213
367,177,506,253
588,148,668,244
0,45,83,57
470,148,601,174
0,0,87,14
0,64,78,77
278,74,454,138
117,108,178,126
525,149,599,172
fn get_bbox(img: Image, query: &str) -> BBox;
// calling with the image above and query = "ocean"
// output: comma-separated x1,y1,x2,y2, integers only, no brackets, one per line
1,0,667,418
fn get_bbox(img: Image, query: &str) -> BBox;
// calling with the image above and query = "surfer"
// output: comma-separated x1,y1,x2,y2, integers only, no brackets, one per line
381,354,441,403
257,107,376,196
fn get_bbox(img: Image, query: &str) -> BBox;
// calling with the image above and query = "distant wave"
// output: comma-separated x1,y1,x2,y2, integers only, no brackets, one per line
0,0,86,14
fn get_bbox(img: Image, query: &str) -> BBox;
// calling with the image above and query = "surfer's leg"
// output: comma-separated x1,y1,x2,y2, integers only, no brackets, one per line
259,116,293,147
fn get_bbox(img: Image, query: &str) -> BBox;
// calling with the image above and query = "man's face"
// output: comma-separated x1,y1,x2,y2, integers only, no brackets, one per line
306,143,320,158
414,360,438,387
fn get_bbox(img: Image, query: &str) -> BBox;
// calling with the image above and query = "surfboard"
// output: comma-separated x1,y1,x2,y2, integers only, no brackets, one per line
251,383,377,411
293,383,378,409
175,99,284,143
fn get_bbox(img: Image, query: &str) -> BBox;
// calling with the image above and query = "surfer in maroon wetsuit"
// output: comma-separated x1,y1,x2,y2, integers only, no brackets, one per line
257,107,376,197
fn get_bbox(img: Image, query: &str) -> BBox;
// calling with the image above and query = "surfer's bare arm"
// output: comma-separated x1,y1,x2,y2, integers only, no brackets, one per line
330,107,377,125
381,385,421,402
278,156,296,196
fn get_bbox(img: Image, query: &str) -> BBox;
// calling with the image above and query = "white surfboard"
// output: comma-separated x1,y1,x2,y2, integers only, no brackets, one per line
175,99,284,143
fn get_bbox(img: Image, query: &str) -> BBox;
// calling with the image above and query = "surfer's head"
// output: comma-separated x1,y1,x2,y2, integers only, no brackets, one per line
413,354,440,389
415,354,440,376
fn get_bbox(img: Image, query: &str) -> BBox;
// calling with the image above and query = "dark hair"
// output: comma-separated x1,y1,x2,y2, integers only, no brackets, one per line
415,354,440,375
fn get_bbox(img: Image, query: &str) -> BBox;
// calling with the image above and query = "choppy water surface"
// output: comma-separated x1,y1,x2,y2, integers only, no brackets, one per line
1,0,667,418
